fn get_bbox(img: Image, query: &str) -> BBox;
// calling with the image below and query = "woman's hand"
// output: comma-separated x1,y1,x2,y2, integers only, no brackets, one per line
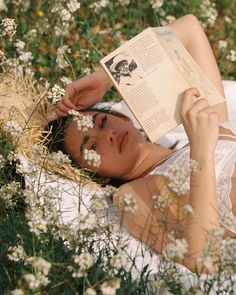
180,88,219,159
55,68,112,118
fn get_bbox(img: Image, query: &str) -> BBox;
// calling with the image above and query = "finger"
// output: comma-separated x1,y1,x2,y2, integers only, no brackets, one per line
181,88,201,117
55,108,68,118
56,102,72,114
186,98,209,117
61,96,77,109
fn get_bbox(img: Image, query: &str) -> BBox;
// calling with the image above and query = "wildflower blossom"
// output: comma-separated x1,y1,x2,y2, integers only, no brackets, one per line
60,9,71,21
0,0,7,12
163,238,188,260
226,50,236,62
91,196,108,212
152,194,168,211
218,40,227,50
118,0,130,5
1,18,17,39
224,15,232,23
48,150,72,165
119,193,138,213
110,252,129,269
71,112,94,132
167,163,189,196
32,257,52,276
60,76,72,86
84,288,97,295
89,0,109,13
19,51,33,64
8,245,27,262
83,149,101,168
79,212,97,230
200,0,218,28
26,205,48,236
101,278,120,295
56,45,71,69
74,252,94,269
23,274,40,289
11,289,24,295
183,204,194,215
103,185,117,198
150,0,164,10
2,58,23,76
15,39,25,52
3,120,23,138
0,154,5,168
0,181,21,207
67,0,81,13
47,84,65,105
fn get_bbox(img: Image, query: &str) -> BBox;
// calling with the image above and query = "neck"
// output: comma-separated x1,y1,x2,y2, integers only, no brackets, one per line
125,142,174,180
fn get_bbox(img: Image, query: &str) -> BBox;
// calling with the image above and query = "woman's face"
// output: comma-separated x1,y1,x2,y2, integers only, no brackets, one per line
64,111,145,179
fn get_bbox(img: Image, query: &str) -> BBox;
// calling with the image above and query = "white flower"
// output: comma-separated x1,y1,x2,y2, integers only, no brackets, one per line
224,15,232,23
226,50,236,62
19,51,33,63
60,8,71,21
60,76,72,86
15,39,25,52
67,0,81,13
1,18,17,39
152,194,168,211
183,204,194,215
103,185,117,198
110,252,129,269
89,0,109,12
84,288,97,295
150,0,164,10
74,252,94,270
119,193,138,213
32,257,52,276
48,150,72,165
0,154,5,168
0,0,7,12
83,149,101,168
73,113,94,132
91,196,108,212
200,0,218,28
11,289,24,295
118,0,130,5
167,163,189,196
163,238,188,260
0,181,21,207
3,120,23,138
218,40,227,50
56,45,71,69
79,212,97,230
23,273,40,290
47,84,65,105
26,206,48,236
101,278,120,295
3,58,23,76
8,245,27,262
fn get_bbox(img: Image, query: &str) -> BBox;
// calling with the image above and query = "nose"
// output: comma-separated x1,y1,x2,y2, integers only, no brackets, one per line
104,128,117,144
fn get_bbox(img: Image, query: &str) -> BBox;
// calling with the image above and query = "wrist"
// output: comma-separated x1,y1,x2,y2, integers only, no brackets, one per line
190,148,215,165
98,67,113,89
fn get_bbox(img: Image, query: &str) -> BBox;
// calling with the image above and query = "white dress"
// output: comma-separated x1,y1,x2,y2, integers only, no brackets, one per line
149,139,236,233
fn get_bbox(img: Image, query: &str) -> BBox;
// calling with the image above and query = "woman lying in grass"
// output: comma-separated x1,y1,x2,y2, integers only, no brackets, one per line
47,15,236,273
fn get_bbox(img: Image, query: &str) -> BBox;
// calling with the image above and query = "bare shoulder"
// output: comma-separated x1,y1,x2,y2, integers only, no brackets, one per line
113,174,174,207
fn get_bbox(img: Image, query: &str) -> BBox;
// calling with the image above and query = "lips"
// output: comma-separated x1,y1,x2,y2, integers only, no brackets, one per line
118,131,128,153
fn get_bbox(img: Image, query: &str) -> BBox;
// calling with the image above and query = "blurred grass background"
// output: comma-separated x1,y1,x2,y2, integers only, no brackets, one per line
0,0,235,102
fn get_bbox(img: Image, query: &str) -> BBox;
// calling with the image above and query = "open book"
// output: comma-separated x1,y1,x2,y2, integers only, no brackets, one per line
100,26,228,142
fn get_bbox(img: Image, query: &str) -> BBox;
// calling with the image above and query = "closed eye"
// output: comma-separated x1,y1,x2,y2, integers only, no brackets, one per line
90,143,97,151
100,115,107,129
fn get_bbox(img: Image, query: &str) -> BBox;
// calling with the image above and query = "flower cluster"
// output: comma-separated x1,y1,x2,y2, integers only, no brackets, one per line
101,278,120,295
8,245,27,262
69,110,94,132
163,237,188,260
79,212,97,231
152,194,168,212
200,0,218,28
118,193,138,214
0,181,21,207
68,252,94,278
47,84,65,105
83,149,101,168
226,50,236,63
89,0,110,13
167,163,189,196
48,150,72,165
56,45,71,69
149,0,164,11
3,120,23,138
110,251,129,270
1,18,17,39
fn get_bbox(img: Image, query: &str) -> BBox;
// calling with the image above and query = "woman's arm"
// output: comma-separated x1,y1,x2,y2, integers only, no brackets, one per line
169,14,225,97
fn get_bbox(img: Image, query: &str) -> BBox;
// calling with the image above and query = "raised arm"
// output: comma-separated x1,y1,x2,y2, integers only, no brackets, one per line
169,14,225,97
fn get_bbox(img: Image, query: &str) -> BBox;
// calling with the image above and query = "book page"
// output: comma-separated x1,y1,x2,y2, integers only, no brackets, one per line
153,26,228,123
100,28,190,142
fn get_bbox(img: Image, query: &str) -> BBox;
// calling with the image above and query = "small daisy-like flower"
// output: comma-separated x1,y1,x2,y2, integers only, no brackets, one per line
163,238,188,260
83,149,101,168
218,40,227,50
75,114,94,132
119,193,138,213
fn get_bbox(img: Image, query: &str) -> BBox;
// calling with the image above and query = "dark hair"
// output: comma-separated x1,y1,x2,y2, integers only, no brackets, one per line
45,108,132,188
